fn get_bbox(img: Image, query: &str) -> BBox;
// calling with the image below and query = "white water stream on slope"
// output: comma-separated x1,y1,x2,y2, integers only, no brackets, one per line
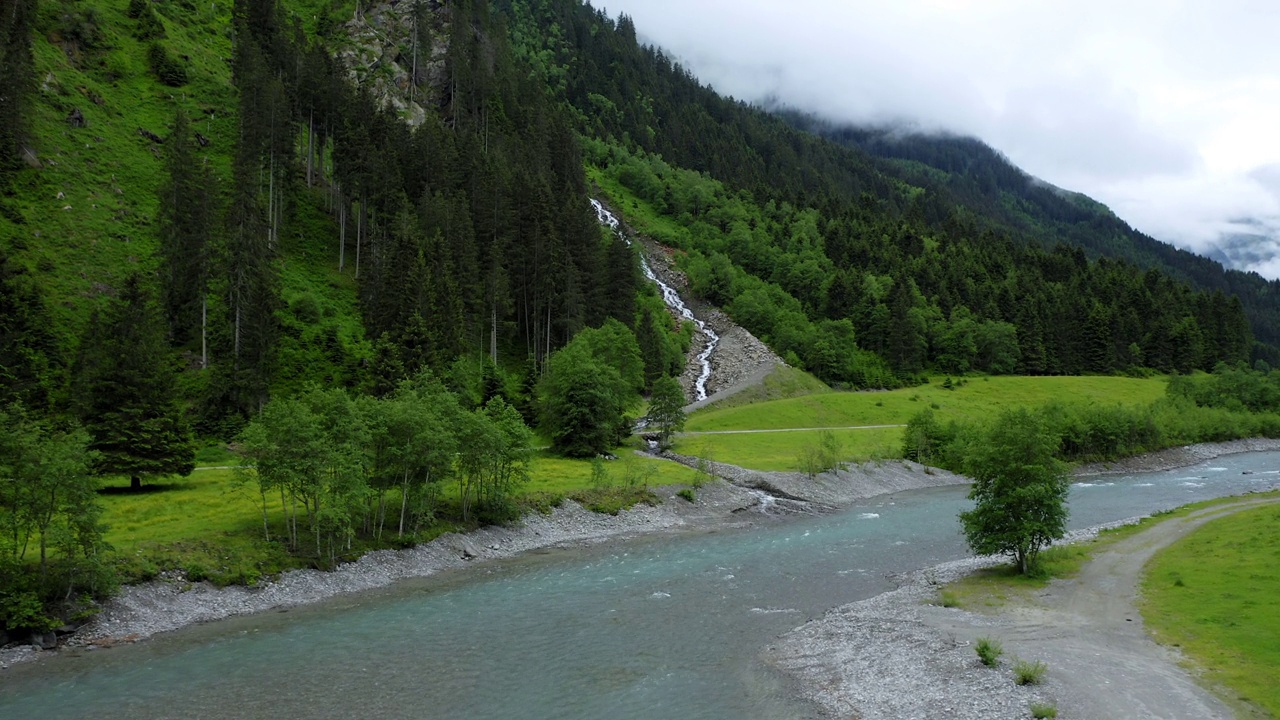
591,199,719,401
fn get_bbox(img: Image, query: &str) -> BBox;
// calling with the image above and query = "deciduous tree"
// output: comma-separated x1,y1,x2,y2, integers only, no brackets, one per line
959,409,1069,575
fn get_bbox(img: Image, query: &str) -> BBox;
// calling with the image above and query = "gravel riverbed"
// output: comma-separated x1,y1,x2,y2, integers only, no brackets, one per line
4,439,1277,689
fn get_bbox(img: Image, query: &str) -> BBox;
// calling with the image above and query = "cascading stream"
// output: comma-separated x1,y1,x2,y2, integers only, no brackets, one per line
591,199,719,401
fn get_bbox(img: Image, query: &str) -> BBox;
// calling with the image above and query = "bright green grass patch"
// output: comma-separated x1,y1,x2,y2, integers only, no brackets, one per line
524,449,699,497
98,469,306,585
1141,503,1280,716
674,427,904,471
687,375,1167,432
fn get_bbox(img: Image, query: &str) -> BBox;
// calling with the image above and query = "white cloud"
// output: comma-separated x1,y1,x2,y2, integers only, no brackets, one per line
603,0,1280,276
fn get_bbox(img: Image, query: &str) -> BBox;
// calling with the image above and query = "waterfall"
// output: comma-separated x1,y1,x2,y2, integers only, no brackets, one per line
591,199,719,402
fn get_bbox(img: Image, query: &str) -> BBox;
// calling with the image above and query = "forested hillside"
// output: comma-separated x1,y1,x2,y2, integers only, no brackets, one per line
0,0,657,428
498,0,1258,382
782,116,1280,347
1,0,1269,427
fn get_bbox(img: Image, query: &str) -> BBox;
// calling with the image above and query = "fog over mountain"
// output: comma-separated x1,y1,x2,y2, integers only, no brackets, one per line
601,0,1280,277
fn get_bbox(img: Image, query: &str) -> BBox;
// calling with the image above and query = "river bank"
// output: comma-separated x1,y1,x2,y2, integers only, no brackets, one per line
2,439,1277,672
0,456,964,668
767,491,1280,720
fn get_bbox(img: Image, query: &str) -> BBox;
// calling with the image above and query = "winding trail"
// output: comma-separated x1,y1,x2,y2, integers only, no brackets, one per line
977,495,1280,718
774,494,1278,720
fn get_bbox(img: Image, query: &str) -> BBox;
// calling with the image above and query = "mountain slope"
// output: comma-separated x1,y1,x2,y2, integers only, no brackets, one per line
777,115,1280,347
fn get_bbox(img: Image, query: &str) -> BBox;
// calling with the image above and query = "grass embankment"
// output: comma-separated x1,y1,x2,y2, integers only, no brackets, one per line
1141,503,1280,716
937,493,1280,611
678,376,1166,471
99,450,699,586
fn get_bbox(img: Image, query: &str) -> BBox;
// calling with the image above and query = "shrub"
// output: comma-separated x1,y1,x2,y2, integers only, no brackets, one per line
1013,659,1048,685
677,488,696,503
975,636,1003,667
1030,702,1058,719
147,43,188,87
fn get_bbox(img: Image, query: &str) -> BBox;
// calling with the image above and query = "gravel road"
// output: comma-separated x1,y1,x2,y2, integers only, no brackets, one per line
768,492,1280,720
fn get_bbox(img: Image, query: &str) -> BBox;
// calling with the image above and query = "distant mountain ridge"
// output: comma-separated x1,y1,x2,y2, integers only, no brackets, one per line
772,111,1280,345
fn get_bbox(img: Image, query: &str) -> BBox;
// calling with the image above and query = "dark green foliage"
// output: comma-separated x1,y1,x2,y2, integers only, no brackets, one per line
1167,363,1280,413
0,0,37,176
74,274,195,489
901,407,952,465
500,0,1258,384
0,404,116,632
0,248,63,410
540,339,628,457
147,43,186,86
539,321,644,457
157,110,216,348
959,409,1070,575
645,374,686,451
134,5,165,40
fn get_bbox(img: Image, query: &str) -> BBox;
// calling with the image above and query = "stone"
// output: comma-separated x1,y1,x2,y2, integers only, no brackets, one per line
66,107,87,128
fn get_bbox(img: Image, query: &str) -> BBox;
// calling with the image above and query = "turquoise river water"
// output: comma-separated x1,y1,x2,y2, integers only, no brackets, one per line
2,452,1278,719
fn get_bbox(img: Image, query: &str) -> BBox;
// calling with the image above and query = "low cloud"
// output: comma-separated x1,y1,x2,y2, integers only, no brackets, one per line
604,0,1280,276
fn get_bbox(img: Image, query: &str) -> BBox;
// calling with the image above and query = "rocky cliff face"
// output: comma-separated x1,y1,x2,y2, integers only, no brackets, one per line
339,1,450,127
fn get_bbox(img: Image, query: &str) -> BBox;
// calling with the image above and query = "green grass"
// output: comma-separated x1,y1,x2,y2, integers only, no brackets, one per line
674,427,903,471
687,375,1167,432
674,375,1167,471
941,544,1091,610
1141,503,1280,716
97,447,700,584
98,469,306,585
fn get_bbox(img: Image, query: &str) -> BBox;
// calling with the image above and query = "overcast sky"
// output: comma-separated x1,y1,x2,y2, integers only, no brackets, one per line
600,0,1280,277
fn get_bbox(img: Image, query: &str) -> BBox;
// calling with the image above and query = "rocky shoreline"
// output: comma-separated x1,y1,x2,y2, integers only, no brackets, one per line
0,455,960,669
3,439,1277,673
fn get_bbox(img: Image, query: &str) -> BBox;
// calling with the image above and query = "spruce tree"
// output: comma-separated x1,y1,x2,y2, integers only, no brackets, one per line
76,274,195,490
157,110,216,354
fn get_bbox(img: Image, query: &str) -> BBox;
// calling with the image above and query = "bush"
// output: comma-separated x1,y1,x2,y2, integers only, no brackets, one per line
676,488,696,503
147,43,188,87
1013,659,1048,685
1030,702,1058,719
975,636,1003,667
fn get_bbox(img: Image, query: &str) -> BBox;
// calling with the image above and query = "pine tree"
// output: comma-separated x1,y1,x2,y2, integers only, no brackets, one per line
0,0,37,176
75,274,195,490
157,110,217,355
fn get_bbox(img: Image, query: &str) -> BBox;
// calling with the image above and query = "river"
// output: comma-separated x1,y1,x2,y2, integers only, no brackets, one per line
2,452,1278,719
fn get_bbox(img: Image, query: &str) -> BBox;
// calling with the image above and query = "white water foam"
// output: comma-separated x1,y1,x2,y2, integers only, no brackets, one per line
591,199,719,401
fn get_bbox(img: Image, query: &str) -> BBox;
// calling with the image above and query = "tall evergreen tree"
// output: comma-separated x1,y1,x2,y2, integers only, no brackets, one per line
0,0,37,176
75,274,195,490
157,110,217,355
0,248,62,410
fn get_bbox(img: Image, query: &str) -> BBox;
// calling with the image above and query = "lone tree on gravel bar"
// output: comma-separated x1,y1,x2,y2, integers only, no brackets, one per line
959,408,1069,575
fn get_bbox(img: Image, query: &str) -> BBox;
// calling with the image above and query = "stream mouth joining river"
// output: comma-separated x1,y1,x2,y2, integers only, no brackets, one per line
3,452,1278,720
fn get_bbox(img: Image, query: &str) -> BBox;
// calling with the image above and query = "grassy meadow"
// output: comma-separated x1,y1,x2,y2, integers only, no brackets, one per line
679,375,1168,470
1141,502,1280,716
98,449,699,584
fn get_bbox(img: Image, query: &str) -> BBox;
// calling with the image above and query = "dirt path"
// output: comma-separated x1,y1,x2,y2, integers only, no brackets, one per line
924,496,1279,719
771,494,1279,720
